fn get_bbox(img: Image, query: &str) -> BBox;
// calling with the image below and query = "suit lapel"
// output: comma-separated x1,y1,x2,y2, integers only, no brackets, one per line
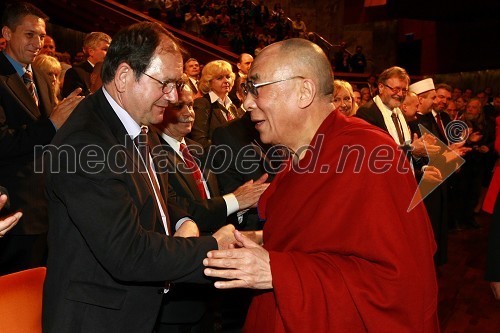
95,90,168,230
0,53,41,120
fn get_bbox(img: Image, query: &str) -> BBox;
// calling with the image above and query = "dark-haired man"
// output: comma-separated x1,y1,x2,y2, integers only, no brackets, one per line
42,22,236,332
0,1,82,275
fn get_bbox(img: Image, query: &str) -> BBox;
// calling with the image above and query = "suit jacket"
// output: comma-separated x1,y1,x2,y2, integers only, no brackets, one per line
0,52,56,235
189,94,244,149
408,112,451,144
186,77,198,95
356,100,389,132
42,89,218,333
158,135,227,233
61,60,93,97
211,112,278,230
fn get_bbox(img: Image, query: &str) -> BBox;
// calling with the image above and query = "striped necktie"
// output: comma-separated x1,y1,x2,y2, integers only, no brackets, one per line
23,69,39,106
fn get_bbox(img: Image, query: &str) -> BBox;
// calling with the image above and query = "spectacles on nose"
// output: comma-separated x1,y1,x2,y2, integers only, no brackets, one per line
241,76,304,98
382,83,408,95
142,72,185,94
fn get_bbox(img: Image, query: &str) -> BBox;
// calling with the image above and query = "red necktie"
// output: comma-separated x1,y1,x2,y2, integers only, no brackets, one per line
180,143,207,199
391,112,405,145
23,69,39,106
134,126,170,234
435,113,447,142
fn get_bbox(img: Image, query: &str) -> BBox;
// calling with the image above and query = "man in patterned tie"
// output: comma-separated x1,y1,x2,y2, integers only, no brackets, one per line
155,83,268,332
0,1,83,275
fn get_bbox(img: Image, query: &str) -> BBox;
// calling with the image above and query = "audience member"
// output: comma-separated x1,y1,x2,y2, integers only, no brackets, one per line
184,4,202,37
400,91,420,122
484,115,500,299
229,52,253,108
42,21,236,332
359,86,371,106
184,57,200,95
62,31,111,97
89,60,103,93
350,45,367,73
190,60,244,149
291,13,307,38
203,38,439,332
0,188,22,238
0,1,83,276
455,96,467,116
334,41,351,72
333,79,357,116
452,87,463,100
33,53,62,102
445,100,459,120
40,34,56,56
353,89,361,106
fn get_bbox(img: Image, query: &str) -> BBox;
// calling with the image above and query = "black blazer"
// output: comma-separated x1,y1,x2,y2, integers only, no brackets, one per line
61,60,93,97
356,100,389,132
42,89,218,333
0,52,56,234
189,94,244,149
211,112,278,230
158,135,227,233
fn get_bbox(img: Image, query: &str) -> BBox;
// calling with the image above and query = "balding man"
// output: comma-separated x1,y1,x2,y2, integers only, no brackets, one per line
401,91,419,122
40,34,56,56
203,38,439,332
229,53,253,108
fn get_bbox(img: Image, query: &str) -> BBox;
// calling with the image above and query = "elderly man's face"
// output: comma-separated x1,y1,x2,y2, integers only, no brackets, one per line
162,87,195,140
243,46,304,148
123,36,183,126
418,90,436,115
378,76,408,110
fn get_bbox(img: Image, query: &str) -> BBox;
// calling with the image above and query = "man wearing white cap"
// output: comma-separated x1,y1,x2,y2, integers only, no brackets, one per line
409,77,437,116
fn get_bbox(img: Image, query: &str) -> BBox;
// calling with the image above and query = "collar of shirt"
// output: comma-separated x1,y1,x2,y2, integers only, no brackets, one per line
3,51,31,77
209,90,233,110
160,132,186,159
374,95,411,145
431,109,439,118
102,87,142,140
189,77,198,85
87,60,96,68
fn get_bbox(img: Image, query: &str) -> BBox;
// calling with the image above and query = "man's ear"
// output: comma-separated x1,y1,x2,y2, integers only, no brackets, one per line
2,26,11,41
298,78,315,109
114,63,130,93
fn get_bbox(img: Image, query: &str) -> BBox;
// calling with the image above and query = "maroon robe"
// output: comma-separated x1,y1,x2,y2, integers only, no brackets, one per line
244,111,439,332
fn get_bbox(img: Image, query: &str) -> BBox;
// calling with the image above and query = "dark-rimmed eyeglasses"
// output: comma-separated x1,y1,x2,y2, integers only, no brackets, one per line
382,83,408,95
142,72,185,94
241,76,304,98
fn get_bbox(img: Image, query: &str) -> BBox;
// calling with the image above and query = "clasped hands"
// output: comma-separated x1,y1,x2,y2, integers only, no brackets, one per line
204,229,273,290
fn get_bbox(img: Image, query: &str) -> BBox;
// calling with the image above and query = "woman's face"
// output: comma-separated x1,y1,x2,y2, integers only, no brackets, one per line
47,69,60,87
333,87,353,116
210,72,232,98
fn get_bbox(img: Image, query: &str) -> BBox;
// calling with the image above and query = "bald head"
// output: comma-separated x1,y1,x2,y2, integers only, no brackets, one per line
260,38,333,96
401,92,419,121
237,53,254,75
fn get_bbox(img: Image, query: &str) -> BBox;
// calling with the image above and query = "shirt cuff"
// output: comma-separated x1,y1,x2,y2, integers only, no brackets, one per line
175,217,193,231
223,193,239,216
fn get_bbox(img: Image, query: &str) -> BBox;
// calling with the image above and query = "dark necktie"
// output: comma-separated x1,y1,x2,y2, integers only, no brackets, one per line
180,143,207,199
23,69,39,106
391,112,405,145
134,126,170,235
435,113,447,142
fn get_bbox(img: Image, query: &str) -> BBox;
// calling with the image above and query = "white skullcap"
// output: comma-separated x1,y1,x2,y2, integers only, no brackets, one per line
409,78,435,95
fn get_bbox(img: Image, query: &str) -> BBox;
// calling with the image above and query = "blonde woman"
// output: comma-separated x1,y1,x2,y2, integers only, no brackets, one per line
333,80,358,116
33,54,62,103
190,60,243,149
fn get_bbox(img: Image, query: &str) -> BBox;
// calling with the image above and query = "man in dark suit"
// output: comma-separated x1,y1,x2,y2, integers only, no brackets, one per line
184,57,200,95
61,31,111,97
42,22,236,332
0,2,83,275
155,84,268,332
212,111,286,230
